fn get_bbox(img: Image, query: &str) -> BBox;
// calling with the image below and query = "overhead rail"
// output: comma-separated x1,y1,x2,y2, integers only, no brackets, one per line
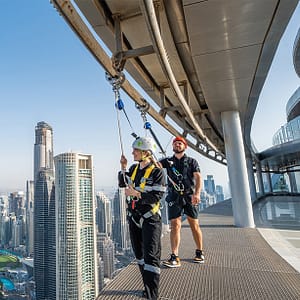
50,0,226,164
139,0,220,154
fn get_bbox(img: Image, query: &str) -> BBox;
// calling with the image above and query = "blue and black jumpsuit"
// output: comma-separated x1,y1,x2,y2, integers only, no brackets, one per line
119,163,166,300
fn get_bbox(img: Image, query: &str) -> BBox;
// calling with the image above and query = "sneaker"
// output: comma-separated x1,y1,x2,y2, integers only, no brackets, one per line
162,253,181,268
193,249,204,263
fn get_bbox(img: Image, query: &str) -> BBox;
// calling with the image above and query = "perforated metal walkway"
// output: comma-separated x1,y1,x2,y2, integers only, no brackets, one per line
97,200,300,299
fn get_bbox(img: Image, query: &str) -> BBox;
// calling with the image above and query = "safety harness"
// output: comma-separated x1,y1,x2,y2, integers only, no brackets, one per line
127,163,160,228
166,156,190,195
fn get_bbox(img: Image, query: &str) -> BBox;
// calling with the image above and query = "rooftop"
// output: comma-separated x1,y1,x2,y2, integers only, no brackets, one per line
97,199,300,299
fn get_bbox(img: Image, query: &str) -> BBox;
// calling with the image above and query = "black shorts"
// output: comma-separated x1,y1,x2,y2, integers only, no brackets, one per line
165,192,199,220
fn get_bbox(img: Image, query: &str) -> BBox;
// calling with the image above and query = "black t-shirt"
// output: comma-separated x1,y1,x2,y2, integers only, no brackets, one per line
160,154,200,192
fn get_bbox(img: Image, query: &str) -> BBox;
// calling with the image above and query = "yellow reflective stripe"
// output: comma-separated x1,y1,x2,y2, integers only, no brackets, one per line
151,201,160,214
143,202,160,218
130,164,155,192
140,164,155,190
130,164,139,184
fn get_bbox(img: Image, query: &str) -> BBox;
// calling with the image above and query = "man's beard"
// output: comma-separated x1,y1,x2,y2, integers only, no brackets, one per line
173,148,185,154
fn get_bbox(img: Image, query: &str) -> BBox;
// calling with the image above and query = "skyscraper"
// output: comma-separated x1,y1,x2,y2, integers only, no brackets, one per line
111,188,130,251
26,180,34,256
215,185,225,202
33,122,56,300
97,233,115,279
54,153,98,300
96,191,112,236
34,121,54,181
204,175,216,195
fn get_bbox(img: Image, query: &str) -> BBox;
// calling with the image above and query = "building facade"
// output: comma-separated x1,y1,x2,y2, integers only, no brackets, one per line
97,233,115,279
26,180,34,256
54,153,98,300
33,121,56,300
34,121,54,181
96,191,112,237
111,188,130,251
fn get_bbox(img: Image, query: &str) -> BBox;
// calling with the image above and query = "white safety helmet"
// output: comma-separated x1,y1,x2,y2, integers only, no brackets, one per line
132,137,157,154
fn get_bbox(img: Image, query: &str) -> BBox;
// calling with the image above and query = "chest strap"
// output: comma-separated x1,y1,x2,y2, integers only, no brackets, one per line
130,163,155,191
130,163,155,210
167,156,189,194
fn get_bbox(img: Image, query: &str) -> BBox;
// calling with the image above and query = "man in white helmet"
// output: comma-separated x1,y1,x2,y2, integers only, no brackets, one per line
119,136,166,300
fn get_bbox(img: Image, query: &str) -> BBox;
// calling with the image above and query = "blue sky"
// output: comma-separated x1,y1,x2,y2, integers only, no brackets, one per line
0,1,299,194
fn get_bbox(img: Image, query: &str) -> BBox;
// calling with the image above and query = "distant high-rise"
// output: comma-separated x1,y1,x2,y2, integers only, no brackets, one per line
204,175,216,195
97,233,115,279
12,215,24,248
112,188,130,251
9,191,25,218
54,153,99,300
96,191,112,236
34,121,54,181
215,185,225,202
33,121,56,300
26,180,34,256
0,214,10,247
97,256,105,292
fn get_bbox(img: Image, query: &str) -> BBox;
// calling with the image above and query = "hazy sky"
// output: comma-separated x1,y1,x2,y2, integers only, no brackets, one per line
0,1,299,194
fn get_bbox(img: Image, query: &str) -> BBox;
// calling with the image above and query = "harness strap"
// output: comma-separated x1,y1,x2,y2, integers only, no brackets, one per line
130,163,155,191
167,156,189,194
182,156,189,182
128,163,160,224
130,163,155,209
166,175,183,193
143,201,160,218
127,201,161,228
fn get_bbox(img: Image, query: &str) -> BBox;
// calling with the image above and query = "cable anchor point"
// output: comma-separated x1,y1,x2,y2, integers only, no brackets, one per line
105,71,125,92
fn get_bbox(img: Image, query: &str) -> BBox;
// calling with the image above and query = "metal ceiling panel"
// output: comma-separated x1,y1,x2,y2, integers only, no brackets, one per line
183,0,277,54
193,44,261,112
193,45,261,83
202,77,253,112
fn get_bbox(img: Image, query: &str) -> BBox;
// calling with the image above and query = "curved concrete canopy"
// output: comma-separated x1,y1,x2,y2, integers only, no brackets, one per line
51,0,298,166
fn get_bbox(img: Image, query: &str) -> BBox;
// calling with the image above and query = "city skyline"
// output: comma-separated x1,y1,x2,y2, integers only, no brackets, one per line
1,1,300,194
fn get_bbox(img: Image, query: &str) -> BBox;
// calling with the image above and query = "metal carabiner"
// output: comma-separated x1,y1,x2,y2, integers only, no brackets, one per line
135,98,150,113
105,71,125,91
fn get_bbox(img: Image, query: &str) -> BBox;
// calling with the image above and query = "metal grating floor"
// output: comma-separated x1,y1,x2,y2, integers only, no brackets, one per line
97,200,300,299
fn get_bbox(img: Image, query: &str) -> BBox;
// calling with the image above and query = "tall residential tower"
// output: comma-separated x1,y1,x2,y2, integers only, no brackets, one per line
55,153,98,300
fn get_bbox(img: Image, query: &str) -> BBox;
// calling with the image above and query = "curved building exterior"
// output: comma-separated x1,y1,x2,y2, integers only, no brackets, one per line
273,26,300,146
293,27,300,77
273,87,300,145
270,26,300,194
